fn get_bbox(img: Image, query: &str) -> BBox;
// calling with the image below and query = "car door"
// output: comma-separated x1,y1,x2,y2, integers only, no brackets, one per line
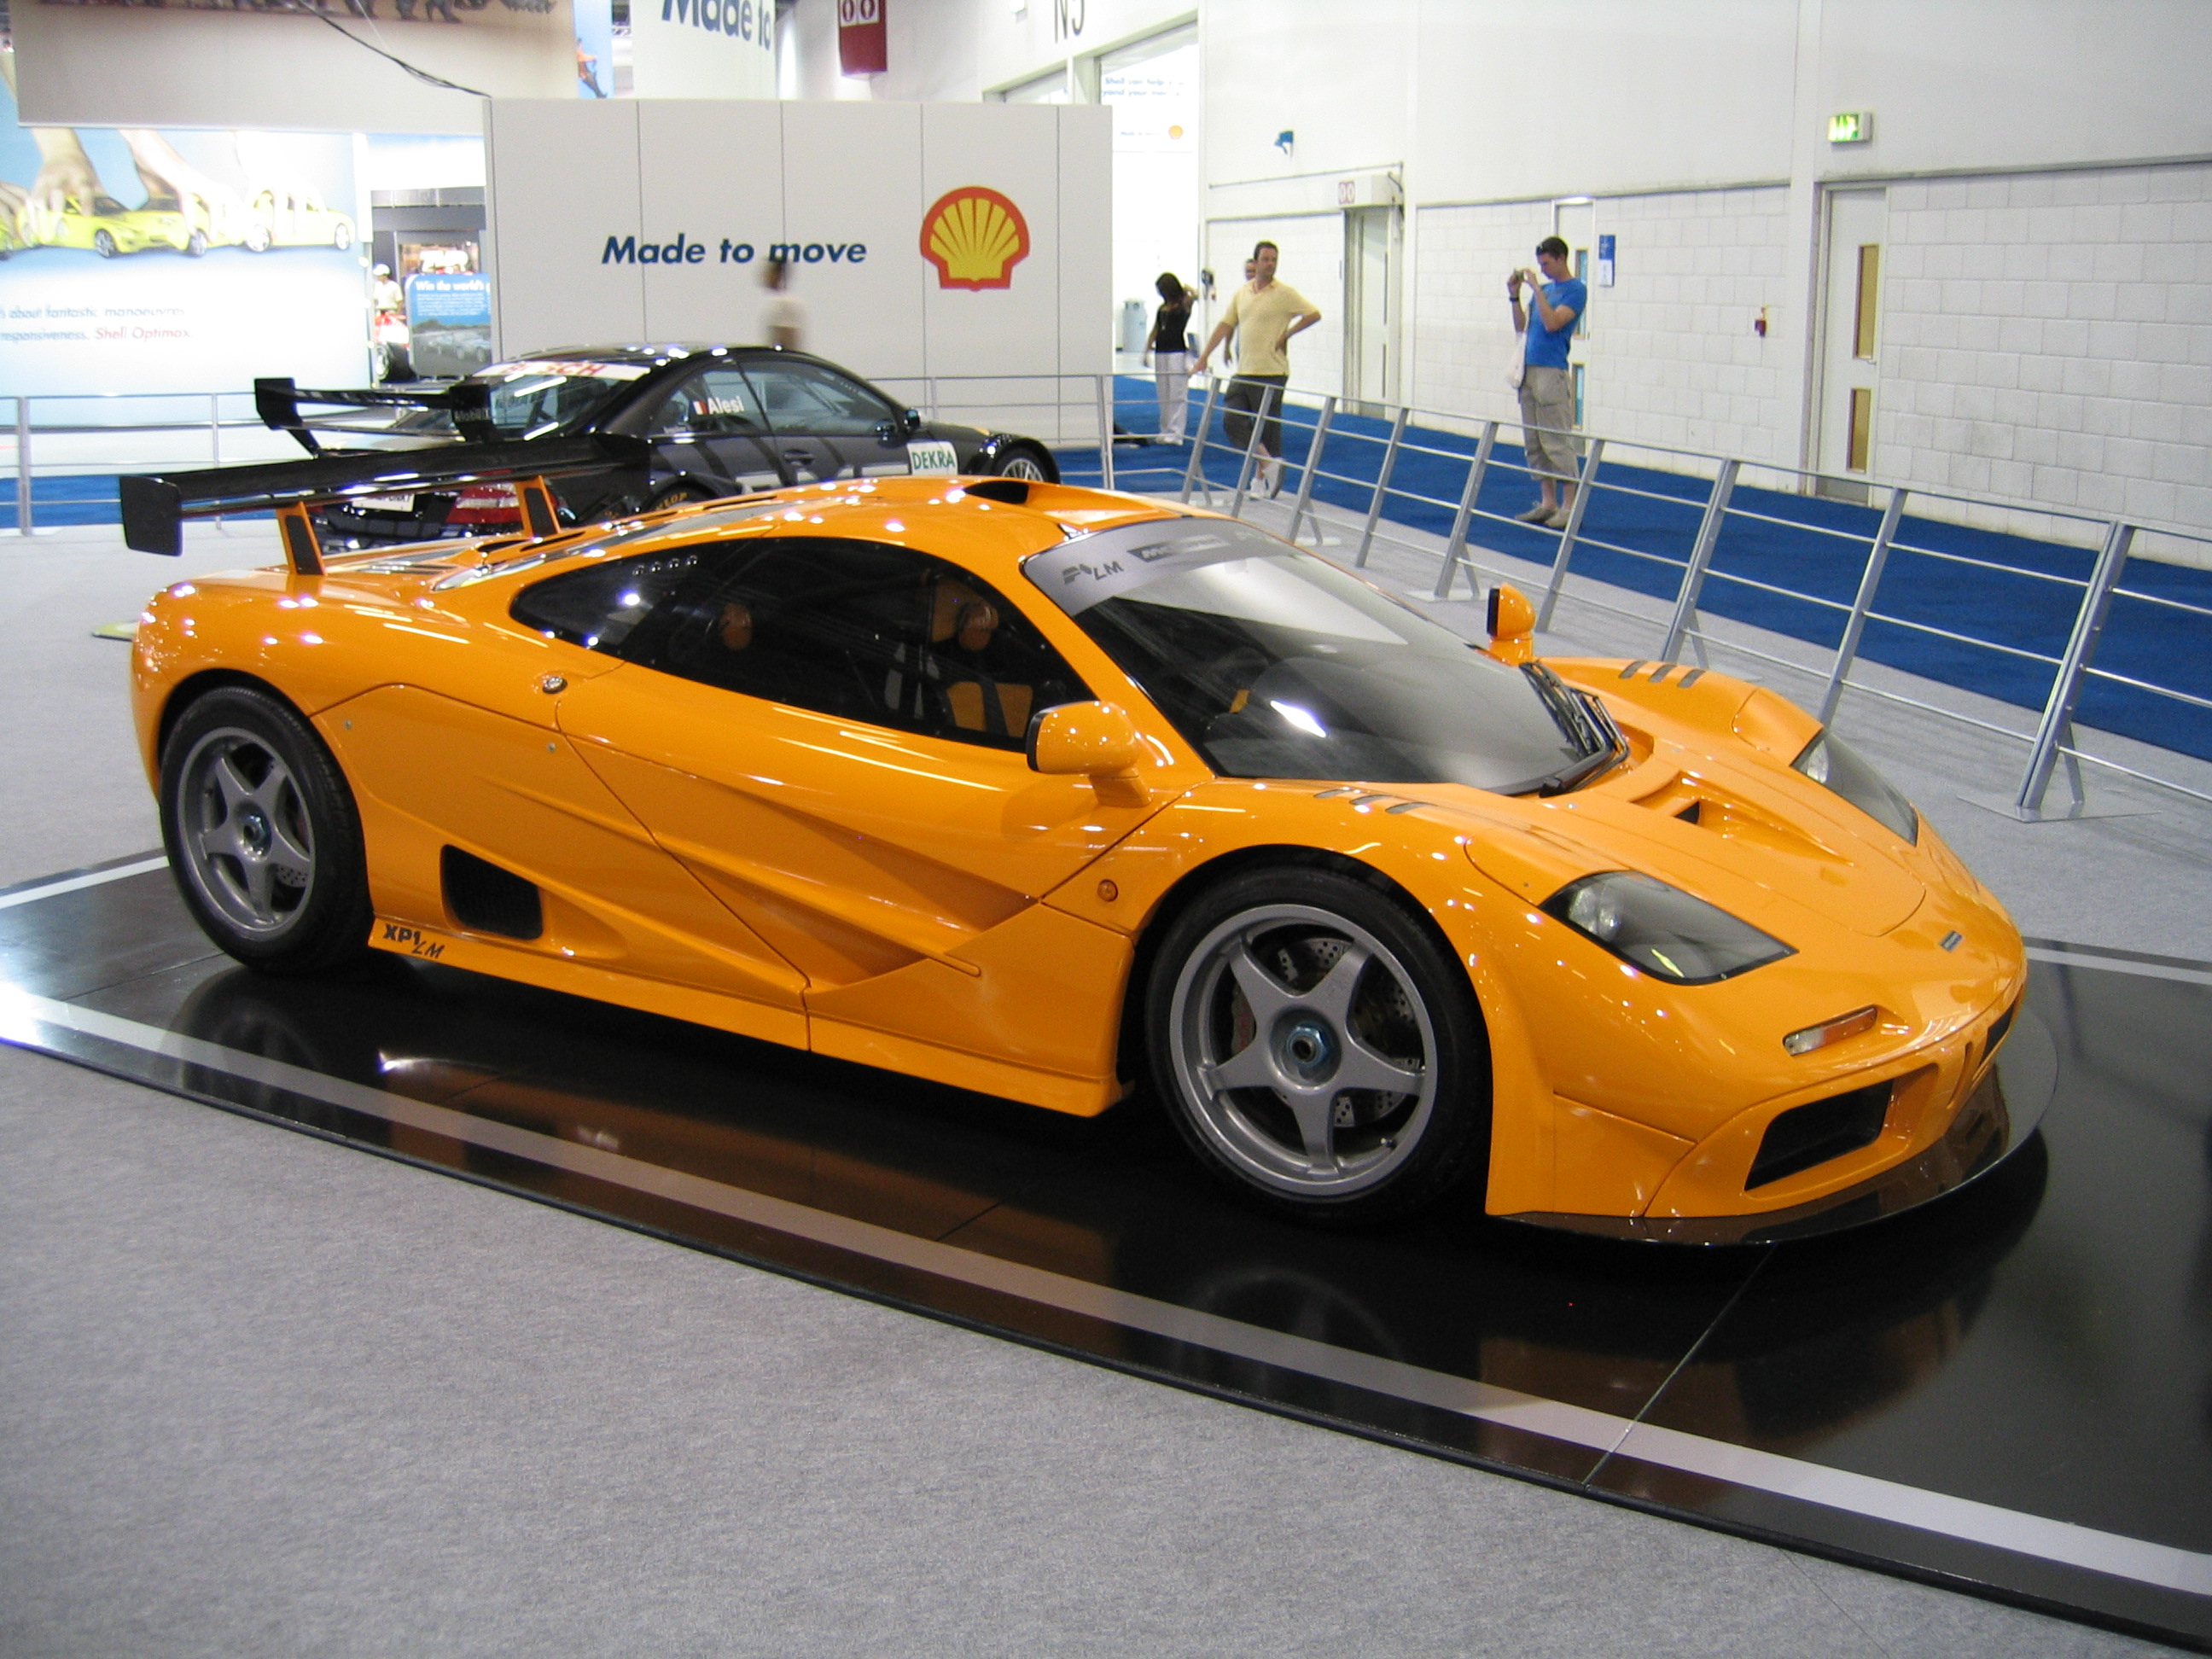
741,357,919,481
632,364,789,495
555,535,1200,1086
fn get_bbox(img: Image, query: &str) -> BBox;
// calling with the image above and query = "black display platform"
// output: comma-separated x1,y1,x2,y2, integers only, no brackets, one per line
3,854,2209,1650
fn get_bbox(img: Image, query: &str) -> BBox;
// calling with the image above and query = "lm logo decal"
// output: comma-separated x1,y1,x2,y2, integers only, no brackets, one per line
919,187,1030,291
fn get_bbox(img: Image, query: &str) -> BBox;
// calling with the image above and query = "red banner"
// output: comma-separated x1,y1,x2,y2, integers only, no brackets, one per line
838,0,887,76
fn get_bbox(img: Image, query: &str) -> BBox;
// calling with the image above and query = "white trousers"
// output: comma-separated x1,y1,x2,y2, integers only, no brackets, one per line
1152,352,1194,441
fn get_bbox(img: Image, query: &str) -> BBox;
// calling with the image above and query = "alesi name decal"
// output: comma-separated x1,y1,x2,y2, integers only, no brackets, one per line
601,234,868,267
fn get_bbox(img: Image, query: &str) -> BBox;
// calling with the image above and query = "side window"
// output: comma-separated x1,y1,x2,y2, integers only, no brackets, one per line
626,538,1090,750
742,361,898,438
642,367,767,439
510,549,704,652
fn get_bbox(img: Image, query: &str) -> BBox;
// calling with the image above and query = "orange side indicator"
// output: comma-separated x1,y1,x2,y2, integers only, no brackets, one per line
1783,1004,1880,1057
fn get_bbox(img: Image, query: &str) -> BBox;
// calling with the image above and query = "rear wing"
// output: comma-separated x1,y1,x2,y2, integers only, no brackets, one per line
255,375,494,454
120,433,651,573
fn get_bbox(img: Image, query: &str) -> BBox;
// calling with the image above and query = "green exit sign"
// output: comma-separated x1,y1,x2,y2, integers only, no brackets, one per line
1829,111,1872,144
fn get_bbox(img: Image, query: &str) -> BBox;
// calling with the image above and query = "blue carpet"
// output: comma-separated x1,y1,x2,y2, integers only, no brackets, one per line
0,474,125,529
1074,376,2212,765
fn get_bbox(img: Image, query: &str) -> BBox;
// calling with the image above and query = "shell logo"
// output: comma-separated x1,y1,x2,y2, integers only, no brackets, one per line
919,186,1031,291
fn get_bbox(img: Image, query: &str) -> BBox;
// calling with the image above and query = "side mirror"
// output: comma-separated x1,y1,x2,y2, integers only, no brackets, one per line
903,408,923,435
1486,583,1536,665
1026,701,1147,778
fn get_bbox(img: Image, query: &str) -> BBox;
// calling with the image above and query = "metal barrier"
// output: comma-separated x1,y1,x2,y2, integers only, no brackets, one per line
1170,373,2212,822
14,373,2211,823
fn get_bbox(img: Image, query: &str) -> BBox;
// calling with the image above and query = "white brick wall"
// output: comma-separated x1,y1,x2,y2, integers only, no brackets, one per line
1411,188,1796,467
1877,161,2212,560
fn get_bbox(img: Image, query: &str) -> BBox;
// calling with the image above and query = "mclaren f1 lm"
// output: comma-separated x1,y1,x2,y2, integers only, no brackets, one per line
125,473,2035,1237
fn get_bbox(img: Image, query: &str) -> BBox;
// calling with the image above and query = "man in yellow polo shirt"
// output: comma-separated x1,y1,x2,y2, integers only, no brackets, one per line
1196,240,1323,496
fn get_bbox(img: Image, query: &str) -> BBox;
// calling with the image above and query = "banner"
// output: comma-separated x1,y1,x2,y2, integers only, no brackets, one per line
0,55,369,399
839,0,888,77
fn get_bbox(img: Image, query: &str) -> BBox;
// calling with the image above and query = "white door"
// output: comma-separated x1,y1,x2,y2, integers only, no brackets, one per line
1342,207,1400,412
1818,188,1888,499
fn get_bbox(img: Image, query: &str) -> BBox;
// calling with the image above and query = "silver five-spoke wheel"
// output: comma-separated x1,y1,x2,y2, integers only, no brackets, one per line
1168,903,1440,1200
992,449,1050,480
174,726,318,937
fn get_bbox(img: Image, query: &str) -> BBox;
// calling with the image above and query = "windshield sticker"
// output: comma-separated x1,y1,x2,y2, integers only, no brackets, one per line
1025,518,1285,614
906,439,958,475
487,359,651,383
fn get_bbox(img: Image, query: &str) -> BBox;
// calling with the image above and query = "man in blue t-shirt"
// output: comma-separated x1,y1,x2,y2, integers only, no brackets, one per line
1509,236,1587,528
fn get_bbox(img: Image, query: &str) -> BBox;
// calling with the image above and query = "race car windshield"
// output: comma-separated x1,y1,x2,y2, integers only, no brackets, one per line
390,360,648,439
1027,519,1598,793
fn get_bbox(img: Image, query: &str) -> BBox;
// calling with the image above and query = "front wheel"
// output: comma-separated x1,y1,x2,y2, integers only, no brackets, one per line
333,220,353,251
160,684,373,975
185,229,208,257
1146,865,1489,1225
93,230,118,258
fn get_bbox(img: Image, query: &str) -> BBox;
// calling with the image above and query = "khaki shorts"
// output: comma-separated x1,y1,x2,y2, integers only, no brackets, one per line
1518,365,1581,481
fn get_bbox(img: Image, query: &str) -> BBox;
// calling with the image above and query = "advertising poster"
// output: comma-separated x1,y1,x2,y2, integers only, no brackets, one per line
405,271,492,378
0,50,369,399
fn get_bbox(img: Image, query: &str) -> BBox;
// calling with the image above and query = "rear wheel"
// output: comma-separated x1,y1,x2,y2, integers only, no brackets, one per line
333,221,353,251
185,229,208,257
1146,865,1489,1225
989,444,1052,482
644,481,721,512
160,685,373,975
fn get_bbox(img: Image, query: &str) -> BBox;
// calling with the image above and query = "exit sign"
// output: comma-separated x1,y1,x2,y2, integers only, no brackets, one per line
1829,111,1872,144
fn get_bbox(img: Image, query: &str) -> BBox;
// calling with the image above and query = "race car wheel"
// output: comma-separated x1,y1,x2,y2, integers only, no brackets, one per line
160,685,373,975
644,482,719,512
1148,865,1488,1225
989,444,1052,481
185,230,208,257
93,230,118,259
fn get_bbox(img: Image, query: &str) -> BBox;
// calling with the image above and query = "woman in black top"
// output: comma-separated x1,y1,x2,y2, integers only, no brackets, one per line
1144,271,1195,444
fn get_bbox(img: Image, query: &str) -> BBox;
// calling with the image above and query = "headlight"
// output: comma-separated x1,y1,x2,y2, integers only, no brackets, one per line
1543,871,1795,985
1792,729,1918,843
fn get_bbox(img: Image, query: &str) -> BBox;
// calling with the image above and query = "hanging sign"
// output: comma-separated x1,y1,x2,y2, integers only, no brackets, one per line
838,0,888,75
1597,233,1615,288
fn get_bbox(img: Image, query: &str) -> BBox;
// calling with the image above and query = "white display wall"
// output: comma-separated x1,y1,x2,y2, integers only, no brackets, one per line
483,98,1111,437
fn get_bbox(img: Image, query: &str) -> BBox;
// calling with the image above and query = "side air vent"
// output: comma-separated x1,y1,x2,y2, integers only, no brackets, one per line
1746,1081,1892,1189
441,846,544,940
964,478,1031,505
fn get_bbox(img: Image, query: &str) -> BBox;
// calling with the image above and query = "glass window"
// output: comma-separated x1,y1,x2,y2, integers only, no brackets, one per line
510,549,705,653
620,538,1089,750
641,366,767,439
742,360,899,438
1027,518,1610,793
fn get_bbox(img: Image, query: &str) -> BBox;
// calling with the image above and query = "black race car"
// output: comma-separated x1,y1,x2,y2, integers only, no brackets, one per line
254,344,1061,547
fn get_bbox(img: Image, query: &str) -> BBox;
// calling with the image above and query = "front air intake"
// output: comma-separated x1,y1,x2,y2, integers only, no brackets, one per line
441,846,544,940
1747,1081,1892,1189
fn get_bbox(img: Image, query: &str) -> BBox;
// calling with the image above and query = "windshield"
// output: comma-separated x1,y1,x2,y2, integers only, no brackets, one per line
393,358,648,439
1027,518,1601,793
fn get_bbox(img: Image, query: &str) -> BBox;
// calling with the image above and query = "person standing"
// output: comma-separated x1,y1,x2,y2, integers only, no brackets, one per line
760,257,806,351
1144,272,1195,444
1509,236,1586,527
1196,241,1322,496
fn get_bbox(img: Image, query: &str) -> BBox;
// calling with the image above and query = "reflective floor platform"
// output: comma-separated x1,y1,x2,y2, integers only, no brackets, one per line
3,854,2209,1650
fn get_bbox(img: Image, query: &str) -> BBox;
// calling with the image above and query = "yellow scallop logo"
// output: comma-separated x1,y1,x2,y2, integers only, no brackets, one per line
919,186,1031,291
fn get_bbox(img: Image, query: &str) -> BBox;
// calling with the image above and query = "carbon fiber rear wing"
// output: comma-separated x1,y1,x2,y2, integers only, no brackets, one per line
255,375,492,455
120,433,651,573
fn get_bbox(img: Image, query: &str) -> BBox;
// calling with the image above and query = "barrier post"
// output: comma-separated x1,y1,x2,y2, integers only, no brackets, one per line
1818,485,1907,725
1433,420,1499,599
1354,405,1410,568
1096,374,1115,491
1228,382,1270,517
209,392,222,467
1659,457,1739,661
13,397,29,537
2015,518,2134,818
1180,377,1221,504
1284,395,1336,545
1534,436,1604,631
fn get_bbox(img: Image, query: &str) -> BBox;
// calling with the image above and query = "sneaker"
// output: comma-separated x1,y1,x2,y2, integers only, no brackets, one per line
1515,504,1553,524
1265,456,1286,498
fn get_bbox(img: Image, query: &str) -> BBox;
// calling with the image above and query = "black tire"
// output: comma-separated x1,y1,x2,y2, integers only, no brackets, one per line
988,443,1055,482
1144,864,1489,1225
645,481,721,512
159,684,373,975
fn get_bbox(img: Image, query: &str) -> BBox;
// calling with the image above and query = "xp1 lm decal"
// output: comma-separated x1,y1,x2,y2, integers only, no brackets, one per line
905,440,958,475
919,188,1030,291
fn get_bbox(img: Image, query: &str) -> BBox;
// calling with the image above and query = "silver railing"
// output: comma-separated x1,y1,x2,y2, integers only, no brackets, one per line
1169,375,2212,822
13,374,2209,823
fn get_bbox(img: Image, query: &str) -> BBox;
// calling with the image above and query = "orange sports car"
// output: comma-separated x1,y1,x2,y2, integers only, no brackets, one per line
128,475,2034,1238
